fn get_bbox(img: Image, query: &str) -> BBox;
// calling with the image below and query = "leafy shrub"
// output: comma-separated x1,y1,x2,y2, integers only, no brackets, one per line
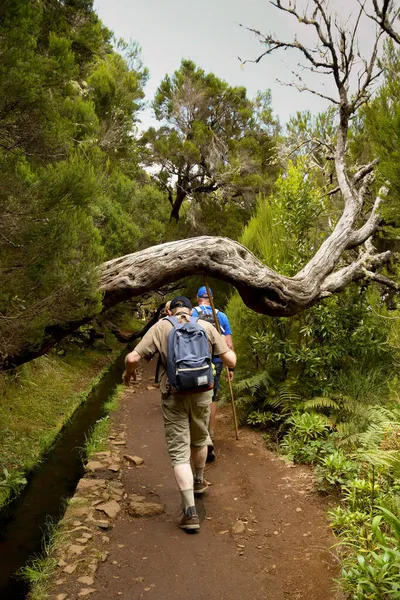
341,507,400,599
315,450,359,492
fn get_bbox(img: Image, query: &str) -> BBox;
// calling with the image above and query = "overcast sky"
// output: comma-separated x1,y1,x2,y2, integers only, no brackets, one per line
93,0,380,129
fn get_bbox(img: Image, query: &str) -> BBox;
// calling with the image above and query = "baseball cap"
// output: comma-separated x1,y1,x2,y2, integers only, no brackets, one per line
170,296,192,310
197,286,213,298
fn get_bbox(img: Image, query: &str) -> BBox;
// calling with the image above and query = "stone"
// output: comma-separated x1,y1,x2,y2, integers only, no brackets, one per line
128,499,165,518
55,594,69,600
78,589,96,597
124,454,144,466
86,461,106,471
82,532,92,539
101,535,110,543
77,576,95,586
95,500,121,519
91,519,111,529
77,479,106,491
129,493,146,502
146,385,156,390
63,563,77,574
72,520,82,526
58,559,67,567
108,464,120,472
94,451,111,458
75,537,89,544
110,440,126,446
88,560,100,573
91,499,103,506
64,506,90,519
231,520,246,535
110,493,123,501
68,544,86,556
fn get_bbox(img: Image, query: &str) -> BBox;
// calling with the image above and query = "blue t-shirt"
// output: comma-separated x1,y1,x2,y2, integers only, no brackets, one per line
192,305,232,363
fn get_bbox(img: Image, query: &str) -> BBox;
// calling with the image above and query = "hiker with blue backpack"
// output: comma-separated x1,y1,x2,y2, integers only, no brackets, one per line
123,296,236,532
192,286,235,462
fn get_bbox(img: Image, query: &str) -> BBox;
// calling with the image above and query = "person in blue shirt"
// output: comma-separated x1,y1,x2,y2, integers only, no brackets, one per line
192,286,235,462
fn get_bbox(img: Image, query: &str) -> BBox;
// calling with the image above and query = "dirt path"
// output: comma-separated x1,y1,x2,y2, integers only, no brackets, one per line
82,361,342,600
51,360,345,600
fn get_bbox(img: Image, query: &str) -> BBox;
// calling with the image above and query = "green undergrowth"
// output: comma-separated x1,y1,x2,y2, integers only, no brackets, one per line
20,518,64,600
0,335,122,509
83,385,122,458
22,384,124,600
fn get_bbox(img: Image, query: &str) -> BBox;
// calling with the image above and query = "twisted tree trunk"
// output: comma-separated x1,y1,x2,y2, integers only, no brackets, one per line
1,0,397,373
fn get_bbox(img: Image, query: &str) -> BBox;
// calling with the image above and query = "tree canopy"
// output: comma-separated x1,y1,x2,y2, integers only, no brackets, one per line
140,59,279,221
1,0,400,374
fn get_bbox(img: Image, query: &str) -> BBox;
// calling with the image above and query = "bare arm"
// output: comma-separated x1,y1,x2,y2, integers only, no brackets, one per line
219,350,237,369
123,350,142,386
224,334,234,351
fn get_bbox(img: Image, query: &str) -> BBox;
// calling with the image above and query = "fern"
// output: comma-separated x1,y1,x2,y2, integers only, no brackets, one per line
234,371,271,393
354,449,400,471
304,396,340,410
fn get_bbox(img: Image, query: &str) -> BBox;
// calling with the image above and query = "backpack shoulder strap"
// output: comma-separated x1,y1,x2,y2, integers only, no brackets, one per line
165,316,178,327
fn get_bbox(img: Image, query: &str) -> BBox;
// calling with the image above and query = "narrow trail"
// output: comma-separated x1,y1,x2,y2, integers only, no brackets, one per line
87,360,344,600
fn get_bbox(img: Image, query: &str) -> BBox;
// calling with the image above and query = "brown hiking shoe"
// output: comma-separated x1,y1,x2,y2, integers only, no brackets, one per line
194,479,208,496
178,507,200,531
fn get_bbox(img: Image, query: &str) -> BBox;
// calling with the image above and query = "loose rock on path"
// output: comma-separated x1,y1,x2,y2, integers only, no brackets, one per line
48,361,344,600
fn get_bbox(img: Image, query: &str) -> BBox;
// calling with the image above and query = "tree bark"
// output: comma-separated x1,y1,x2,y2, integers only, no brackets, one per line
1,0,395,373
99,235,391,319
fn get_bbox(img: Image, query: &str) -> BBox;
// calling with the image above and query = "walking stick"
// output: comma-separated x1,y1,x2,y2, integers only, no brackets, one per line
204,280,239,440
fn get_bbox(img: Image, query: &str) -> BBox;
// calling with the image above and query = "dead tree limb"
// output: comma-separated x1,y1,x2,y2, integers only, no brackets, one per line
363,0,400,45
1,0,397,373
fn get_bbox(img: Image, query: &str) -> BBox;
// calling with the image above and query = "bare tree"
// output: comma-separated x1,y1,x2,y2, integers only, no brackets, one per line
366,0,400,45
2,0,399,373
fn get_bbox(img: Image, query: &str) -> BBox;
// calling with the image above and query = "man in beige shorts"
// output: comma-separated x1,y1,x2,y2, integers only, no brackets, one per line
123,296,236,532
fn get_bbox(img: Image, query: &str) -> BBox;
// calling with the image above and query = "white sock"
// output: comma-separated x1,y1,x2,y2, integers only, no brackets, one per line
174,463,195,510
194,467,204,482
180,488,195,510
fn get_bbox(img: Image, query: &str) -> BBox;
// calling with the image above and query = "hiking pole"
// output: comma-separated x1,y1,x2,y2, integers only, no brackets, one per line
204,280,239,440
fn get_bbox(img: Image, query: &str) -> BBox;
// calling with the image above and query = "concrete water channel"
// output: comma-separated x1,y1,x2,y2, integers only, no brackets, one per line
0,348,128,599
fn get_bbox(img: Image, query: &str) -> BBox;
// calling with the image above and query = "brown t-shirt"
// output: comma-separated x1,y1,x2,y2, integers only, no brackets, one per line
135,312,230,394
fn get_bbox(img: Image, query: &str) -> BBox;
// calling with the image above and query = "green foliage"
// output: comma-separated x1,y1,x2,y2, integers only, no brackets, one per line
315,451,358,492
83,384,121,457
141,59,279,227
0,342,119,509
19,517,64,600
280,412,332,463
83,415,111,457
341,507,400,599
0,0,168,366
0,467,27,500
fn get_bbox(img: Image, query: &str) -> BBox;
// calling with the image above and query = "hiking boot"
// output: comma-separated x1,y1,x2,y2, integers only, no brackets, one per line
206,445,216,463
178,506,200,531
194,479,208,496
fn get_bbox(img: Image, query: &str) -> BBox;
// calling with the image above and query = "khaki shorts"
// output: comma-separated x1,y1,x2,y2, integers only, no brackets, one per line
161,391,213,466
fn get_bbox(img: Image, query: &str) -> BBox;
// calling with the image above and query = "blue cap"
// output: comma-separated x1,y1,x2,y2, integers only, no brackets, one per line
197,286,212,298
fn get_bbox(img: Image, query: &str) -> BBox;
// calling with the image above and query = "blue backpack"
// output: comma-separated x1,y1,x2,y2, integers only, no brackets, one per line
165,316,214,394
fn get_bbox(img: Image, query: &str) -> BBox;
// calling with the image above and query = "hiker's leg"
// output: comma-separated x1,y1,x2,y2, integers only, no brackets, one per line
191,445,207,482
174,463,195,509
209,401,217,440
209,362,224,438
161,394,195,510
189,391,212,487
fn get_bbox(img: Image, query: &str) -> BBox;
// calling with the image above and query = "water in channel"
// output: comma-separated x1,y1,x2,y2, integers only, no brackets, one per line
0,348,128,599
